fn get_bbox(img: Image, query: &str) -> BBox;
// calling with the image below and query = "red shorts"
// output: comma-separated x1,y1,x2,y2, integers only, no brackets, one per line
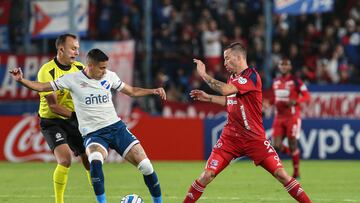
272,116,301,140
205,133,283,175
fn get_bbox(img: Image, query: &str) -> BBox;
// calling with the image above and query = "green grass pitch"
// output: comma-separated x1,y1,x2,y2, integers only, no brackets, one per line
0,160,359,203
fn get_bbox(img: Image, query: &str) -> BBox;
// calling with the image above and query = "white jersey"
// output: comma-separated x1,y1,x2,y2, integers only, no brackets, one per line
50,70,125,135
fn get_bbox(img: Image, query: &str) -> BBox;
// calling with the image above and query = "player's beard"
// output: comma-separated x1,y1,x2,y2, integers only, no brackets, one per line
225,62,237,74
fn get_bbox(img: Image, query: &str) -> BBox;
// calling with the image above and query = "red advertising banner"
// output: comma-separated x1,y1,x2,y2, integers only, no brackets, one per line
0,116,52,162
131,116,204,160
162,100,226,118
165,91,360,119
0,115,204,162
303,92,360,118
0,54,52,100
263,88,360,119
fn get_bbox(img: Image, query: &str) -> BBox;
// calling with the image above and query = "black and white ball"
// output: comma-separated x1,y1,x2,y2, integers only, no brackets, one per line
120,194,144,203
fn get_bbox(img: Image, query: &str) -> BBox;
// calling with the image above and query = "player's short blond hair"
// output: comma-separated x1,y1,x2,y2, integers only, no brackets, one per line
225,42,247,58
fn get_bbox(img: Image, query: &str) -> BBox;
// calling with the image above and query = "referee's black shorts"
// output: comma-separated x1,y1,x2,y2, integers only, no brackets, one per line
40,117,85,156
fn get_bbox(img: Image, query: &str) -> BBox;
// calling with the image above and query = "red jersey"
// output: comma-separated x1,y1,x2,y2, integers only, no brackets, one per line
223,68,265,140
272,75,310,118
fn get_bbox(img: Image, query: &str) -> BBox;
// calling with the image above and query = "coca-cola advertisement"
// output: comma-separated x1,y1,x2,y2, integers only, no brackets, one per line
0,116,126,162
0,116,52,162
0,113,205,162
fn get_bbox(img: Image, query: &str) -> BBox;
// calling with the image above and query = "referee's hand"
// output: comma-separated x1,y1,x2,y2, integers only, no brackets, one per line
9,67,24,82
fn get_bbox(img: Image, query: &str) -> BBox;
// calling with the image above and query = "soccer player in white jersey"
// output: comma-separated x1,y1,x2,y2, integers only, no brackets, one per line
10,49,165,203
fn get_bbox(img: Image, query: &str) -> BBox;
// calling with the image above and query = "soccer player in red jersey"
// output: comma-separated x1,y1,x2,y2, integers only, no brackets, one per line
183,42,311,203
271,58,311,179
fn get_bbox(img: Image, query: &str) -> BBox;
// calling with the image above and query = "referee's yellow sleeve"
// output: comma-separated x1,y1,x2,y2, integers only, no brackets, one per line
37,65,54,97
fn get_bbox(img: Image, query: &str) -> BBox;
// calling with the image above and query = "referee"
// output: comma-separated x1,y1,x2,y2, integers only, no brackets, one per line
37,33,91,203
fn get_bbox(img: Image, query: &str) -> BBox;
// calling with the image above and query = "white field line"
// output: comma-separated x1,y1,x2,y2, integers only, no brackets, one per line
0,194,358,202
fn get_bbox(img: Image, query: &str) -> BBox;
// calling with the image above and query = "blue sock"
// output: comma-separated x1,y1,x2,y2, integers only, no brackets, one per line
90,160,106,203
152,196,162,203
96,193,106,203
143,172,162,203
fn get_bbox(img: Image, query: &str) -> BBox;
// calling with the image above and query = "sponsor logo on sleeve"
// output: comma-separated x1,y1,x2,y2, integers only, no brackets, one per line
238,77,247,84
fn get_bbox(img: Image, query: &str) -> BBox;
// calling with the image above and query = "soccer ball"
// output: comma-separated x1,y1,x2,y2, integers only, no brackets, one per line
120,194,144,203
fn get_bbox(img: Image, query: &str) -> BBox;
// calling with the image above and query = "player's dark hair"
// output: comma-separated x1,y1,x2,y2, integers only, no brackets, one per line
279,56,292,66
55,33,77,49
225,42,247,58
87,49,109,63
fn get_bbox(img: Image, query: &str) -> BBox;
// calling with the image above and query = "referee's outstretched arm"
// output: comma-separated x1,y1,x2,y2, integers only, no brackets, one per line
10,67,54,92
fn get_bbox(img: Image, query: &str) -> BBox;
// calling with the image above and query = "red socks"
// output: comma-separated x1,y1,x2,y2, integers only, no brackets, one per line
292,149,300,178
183,174,311,203
183,180,205,203
285,178,311,203
282,145,300,178
281,145,291,155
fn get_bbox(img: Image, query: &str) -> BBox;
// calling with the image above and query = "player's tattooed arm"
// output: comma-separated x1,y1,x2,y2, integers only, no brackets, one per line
202,74,238,96
193,58,237,95
202,74,226,93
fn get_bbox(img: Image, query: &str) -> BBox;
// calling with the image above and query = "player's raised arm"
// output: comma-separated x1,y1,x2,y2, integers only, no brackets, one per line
193,59,237,96
9,68,54,92
120,83,166,100
190,89,226,106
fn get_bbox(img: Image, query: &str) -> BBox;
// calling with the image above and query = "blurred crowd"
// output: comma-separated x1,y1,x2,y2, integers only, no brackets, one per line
7,0,360,103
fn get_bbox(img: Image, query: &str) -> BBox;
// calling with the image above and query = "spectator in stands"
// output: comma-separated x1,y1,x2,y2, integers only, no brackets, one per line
6,0,360,110
97,0,114,40
341,19,360,68
202,20,223,73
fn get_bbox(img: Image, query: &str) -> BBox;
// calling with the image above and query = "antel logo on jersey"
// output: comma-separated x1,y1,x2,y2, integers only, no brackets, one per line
4,116,54,162
238,77,247,84
85,93,110,105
